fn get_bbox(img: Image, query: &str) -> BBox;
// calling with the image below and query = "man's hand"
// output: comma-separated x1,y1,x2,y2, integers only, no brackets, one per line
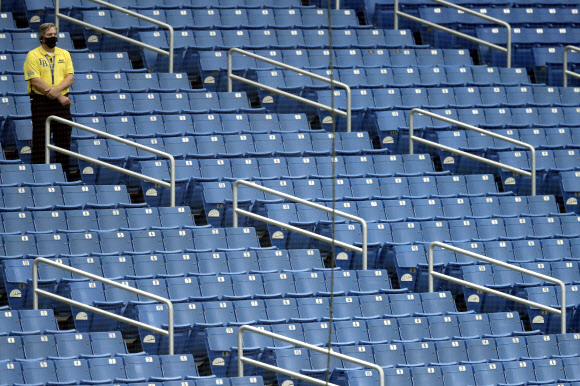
46,87,61,100
57,94,71,107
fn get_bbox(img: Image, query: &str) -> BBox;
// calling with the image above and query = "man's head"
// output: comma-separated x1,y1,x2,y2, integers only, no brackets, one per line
38,23,58,49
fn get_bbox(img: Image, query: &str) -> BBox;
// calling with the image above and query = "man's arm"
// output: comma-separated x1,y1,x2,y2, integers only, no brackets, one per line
29,77,53,96
46,74,74,99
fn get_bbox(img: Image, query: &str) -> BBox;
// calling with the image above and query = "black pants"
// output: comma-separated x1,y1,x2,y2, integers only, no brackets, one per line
30,93,72,173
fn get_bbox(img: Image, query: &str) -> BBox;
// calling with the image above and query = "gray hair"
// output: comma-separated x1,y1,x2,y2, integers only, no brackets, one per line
38,23,57,38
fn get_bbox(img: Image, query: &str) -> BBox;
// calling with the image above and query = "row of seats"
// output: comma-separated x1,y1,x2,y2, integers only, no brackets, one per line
0,91,254,119
335,100,580,137
438,143,579,184
82,8,360,30
201,174,502,227
200,48,474,91
139,153,436,181
419,7,580,56
0,308,60,334
0,31,75,53
325,86,580,111
0,184,132,210
0,226,260,258
361,0,576,28
376,107,580,153
207,312,528,378
418,6,580,28
137,29,417,72
70,91,252,116
0,52,134,75
462,264,580,312
263,192,558,221
390,238,580,293
132,293,458,356
10,113,314,163
0,72,193,96
20,0,303,14
330,217,575,273
23,269,394,314
0,331,129,360
327,358,580,386
437,128,578,161
315,88,580,126
255,66,531,93
476,27,580,68
0,163,68,185
0,354,202,384
2,250,325,310
136,154,438,208
68,113,312,140
5,249,326,282
525,285,580,333
495,149,579,196
0,206,195,233
533,46,580,86
77,132,376,163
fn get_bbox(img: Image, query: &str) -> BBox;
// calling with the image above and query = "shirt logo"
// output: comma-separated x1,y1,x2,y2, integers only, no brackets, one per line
39,58,49,67
27,70,35,77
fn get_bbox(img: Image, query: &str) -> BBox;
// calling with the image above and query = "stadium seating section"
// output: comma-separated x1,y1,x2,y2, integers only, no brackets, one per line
2,0,580,384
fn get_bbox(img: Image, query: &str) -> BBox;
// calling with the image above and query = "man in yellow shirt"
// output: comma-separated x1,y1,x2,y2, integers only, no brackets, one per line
23,22,75,177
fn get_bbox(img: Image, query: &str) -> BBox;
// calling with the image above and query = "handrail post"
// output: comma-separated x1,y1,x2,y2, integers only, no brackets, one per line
394,0,399,30
409,108,536,195
232,179,368,269
55,0,175,72
45,115,176,206
394,0,512,67
408,112,414,155
32,260,39,310
232,179,239,228
564,45,580,87
228,48,352,132
428,241,567,334
33,257,175,354
45,116,51,164
55,0,60,31
238,325,385,386
167,25,174,73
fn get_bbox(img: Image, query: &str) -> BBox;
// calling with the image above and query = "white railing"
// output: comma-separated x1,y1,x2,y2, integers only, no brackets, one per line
428,241,567,334
45,115,176,206
33,257,175,354
394,0,512,67
409,108,536,196
232,179,369,269
564,45,580,87
237,325,385,386
55,0,174,72
227,47,353,132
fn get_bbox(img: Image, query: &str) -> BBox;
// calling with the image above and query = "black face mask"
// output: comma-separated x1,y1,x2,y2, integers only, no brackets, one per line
43,36,58,49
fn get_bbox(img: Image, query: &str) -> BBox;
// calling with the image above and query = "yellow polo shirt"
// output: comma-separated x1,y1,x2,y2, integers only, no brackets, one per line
23,45,74,95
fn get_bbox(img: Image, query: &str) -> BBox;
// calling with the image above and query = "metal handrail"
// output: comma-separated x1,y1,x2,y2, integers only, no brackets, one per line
238,325,385,386
564,45,580,87
428,241,567,334
394,0,511,67
33,257,175,354
45,115,176,206
55,0,174,73
409,108,536,195
232,179,369,269
227,48,352,132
